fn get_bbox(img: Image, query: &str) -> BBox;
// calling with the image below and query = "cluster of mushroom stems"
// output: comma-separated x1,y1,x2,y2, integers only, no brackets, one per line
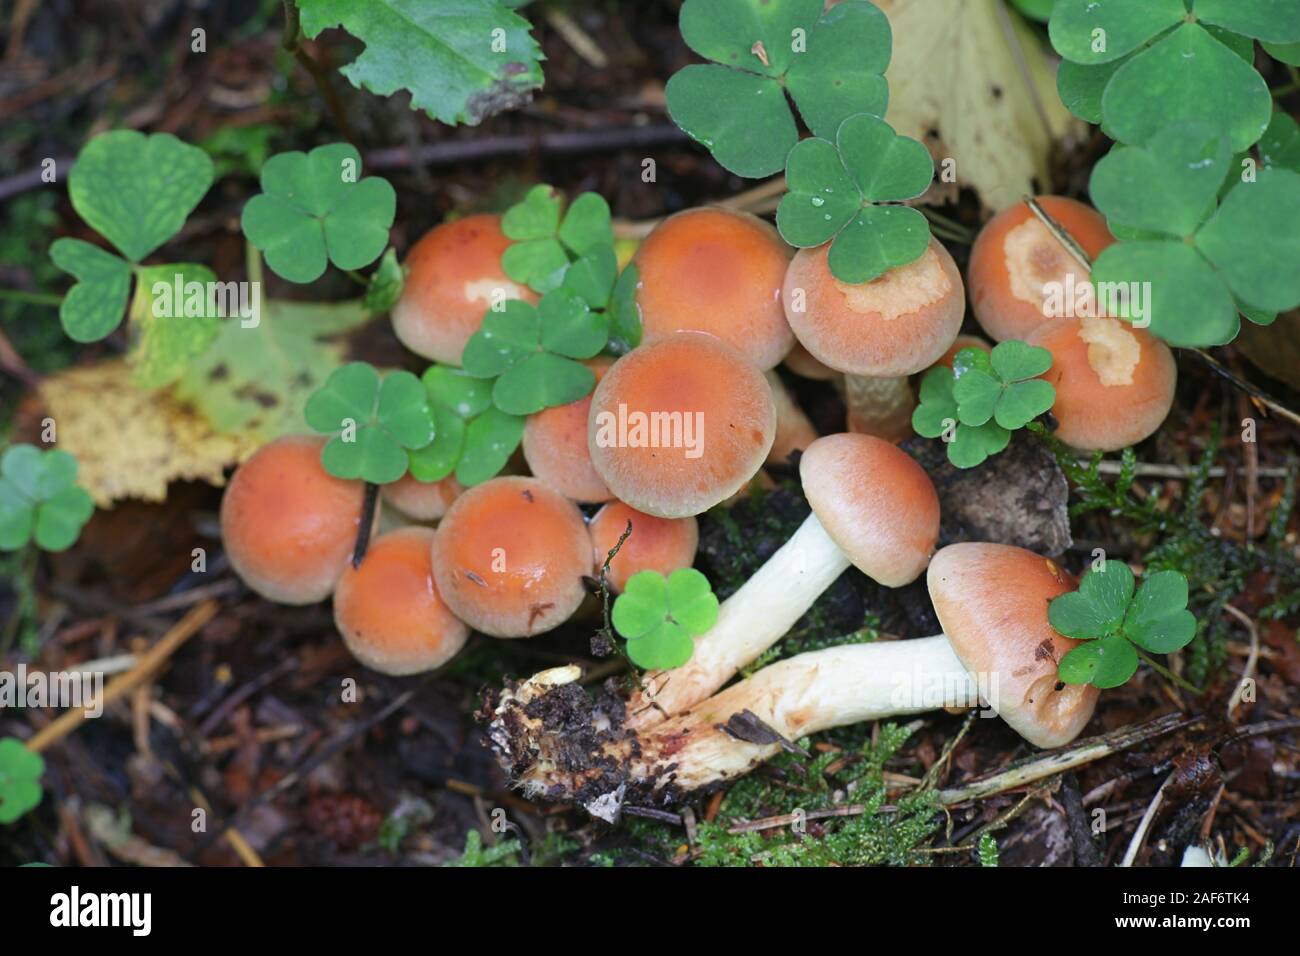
219,196,1179,803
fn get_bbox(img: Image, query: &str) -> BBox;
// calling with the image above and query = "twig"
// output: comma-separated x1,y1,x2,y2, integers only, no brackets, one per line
352,482,379,568
1223,605,1260,723
281,0,358,147
726,803,897,834
543,5,608,69
1084,460,1292,479
1120,769,1174,867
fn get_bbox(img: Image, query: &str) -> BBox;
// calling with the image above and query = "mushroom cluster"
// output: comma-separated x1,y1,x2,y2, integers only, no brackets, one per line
219,194,1174,806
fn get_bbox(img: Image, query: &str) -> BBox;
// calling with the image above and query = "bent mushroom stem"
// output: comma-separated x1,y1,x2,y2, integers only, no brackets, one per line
844,374,916,443
490,636,970,813
626,511,849,728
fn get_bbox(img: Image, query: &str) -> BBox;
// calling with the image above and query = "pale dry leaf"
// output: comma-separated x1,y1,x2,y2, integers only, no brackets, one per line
39,360,259,507
876,0,1079,212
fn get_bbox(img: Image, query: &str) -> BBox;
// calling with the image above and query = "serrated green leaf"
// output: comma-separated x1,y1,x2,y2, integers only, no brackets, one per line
1195,168,1300,313
49,238,132,343
455,407,525,486
1049,0,1185,65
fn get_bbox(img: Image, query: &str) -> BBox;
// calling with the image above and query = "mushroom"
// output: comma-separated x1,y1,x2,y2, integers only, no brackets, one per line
431,476,591,638
521,356,614,503
633,207,794,370
587,331,776,518
589,501,699,593
764,371,819,467
783,341,841,381
1027,314,1177,451
488,543,1097,807
782,238,964,441
624,432,939,727
390,213,536,364
333,527,469,674
381,473,464,522
220,435,371,604
968,196,1114,342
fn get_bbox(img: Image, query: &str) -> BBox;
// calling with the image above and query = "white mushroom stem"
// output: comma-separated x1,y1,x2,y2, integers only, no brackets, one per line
844,374,916,444
491,636,977,811
626,512,850,728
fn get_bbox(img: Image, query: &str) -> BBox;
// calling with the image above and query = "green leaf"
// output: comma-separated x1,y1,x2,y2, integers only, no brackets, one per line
321,426,410,484
376,370,436,449
996,379,1056,430
34,485,94,552
666,64,796,179
1195,168,1300,313
945,420,1010,469
679,0,821,77
48,238,132,343
912,367,958,439
1049,0,1185,65
296,0,544,127
613,568,718,670
1101,24,1271,152
455,407,525,486
990,339,1053,382
1008,0,1056,23
1057,635,1139,689
0,445,94,553
364,248,404,314
1056,57,1124,125
1264,39,1300,64
1124,570,1196,654
837,113,933,202
305,361,380,433
538,288,607,358
492,353,595,416
3,444,43,500
501,238,570,293
952,369,1001,427
462,301,541,378
612,569,669,639
407,405,465,482
775,137,861,246
0,737,45,824
607,263,643,355
666,567,720,634
561,245,618,310
1259,110,1300,172
1048,560,1135,639
423,365,494,419
241,143,396,283
556,192,613,255
1194,0,1300,43
502,185,562,240
626,624,696,670
67,130,214,262
127,263,224,389
783,0,892,139
306,362,432,483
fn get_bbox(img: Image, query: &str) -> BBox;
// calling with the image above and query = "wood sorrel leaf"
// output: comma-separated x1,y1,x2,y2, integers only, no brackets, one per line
1049,0,1185,65
1049,559,1134,639
1195,168,1300,314
49,238,132,344
1058,635,1139,689
1124,570,1197,654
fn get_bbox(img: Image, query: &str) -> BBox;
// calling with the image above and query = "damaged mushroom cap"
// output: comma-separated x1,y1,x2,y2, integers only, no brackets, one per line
522,357,614,503
781,238,965,377
220,435,370,605
431,476,591,638
928,542,1099,749
390,213,536,364
589,501,699,592
333,527,469,674
1027,314,1177,452
800,433,939,587
381,473,464,522
634,207,794,370
587,331,776,518
968,196,1114,343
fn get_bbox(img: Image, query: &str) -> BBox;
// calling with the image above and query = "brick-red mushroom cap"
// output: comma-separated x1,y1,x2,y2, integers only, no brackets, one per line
633,207,795,370
589,501,699,592
799,433,939,587
333,527,469,674
220,435,370,605
1027,314,1177,452
968,196,1115,342
587,332,776,518
431,477,591,638
782,238,964,377
928,542,1099,749
390,213,536,364
522,357,614,503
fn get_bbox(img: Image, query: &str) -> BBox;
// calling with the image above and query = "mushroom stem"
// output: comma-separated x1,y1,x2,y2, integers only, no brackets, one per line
351,482,379,569
491,636,973,810
626,512,849,728
844,374,916,444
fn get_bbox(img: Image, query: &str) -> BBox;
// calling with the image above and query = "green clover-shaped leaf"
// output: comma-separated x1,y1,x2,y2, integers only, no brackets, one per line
305,362,434,484
1259,110,1300,173
607,263,644,355
0,445,94,553
0,738,45,824
408,365,524,486
364,248,405,314
912,362,1015,469
912,366,959,440
945,420,1012,469
242,143,396,283
1058,635,1140,689
612,568,719,670
953,340,1055,430
456,407,526,487
501,187,614,294
1049,559,1135,639
777,114,933,283
49,238,132,344
1123,570,1197,654
666,0,891,178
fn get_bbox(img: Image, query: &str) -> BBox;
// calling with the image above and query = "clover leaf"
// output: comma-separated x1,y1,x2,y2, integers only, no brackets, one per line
0,738,44,824
305,362,434,484
501,187,614,295
777,113,933,283
241,143,396,283
1088,120,1300,346
0,445,95,553
607,262,644,355
1259,110,1300,174
1050,561,1196,689
952,341,1055,431
912,351,1028,469
461,292,606,416
364,248,405,314
406,365,526,487
666,0,891,178
612,568,719,670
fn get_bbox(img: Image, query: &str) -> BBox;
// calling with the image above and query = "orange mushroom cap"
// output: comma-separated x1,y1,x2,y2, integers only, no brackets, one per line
587,332,776,518
968,196,1115,342
765,371,819,466
799,433,939,587
431,477,591,638
1027,314,1177,452
333,527,469,674
927,543,1099,749
634,208,795,370
589,501,699,593
220,435,369,605
381,473,464,522
391,213,536,364
782,238,964,377
522,357,614,503
783,341,841,381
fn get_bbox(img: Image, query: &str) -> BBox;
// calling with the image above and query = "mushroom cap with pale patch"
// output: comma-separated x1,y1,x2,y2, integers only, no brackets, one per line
968,196,1114,343
634,207,794,370
431,476,591,638
390,213,536,364
799,433,939,587
220,435,369,605
782,238,965,377
928,542,1099,749
333,527,469,674
381,473,464,522
587,332,776,518
589,501,699,592
522,356,614,503
1027,314,1176,452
